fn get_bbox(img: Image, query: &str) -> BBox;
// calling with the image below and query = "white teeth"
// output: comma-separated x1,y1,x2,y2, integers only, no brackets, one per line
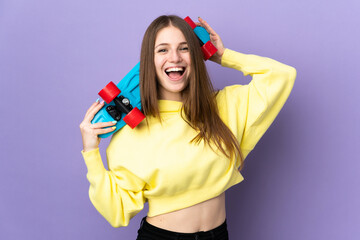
165,67,184,73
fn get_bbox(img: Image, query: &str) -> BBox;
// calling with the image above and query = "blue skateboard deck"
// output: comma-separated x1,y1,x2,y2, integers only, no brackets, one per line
91,62,142,138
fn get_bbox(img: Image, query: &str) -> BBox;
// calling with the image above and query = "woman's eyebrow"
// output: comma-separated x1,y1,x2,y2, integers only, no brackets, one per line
155,43,168,49
155,42,188,49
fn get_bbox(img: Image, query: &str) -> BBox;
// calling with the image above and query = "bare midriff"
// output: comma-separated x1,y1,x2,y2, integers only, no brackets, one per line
146,192,226,233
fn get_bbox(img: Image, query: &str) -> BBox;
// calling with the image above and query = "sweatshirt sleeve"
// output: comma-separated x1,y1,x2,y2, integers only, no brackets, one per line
217,49,296,164
81,148,146,227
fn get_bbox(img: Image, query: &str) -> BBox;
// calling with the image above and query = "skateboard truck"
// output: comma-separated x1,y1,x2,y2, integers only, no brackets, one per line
99,81,145,129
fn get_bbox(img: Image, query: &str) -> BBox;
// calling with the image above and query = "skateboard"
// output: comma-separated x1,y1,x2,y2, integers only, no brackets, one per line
183,16,217,60
92,16,217,138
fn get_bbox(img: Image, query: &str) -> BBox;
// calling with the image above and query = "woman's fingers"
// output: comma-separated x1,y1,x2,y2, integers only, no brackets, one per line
80,100,116,151
90,121,117,129
81,120,116,133
80,120,116,141
84,100,105,122
197,17,218,37
92,126,117,135
194,17,222,46
85,100,100,116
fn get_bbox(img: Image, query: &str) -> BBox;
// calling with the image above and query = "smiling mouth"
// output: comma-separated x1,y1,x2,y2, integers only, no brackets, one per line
165,67,186,80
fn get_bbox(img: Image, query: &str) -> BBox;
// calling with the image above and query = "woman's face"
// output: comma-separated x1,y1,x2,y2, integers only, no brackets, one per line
154,25,191,101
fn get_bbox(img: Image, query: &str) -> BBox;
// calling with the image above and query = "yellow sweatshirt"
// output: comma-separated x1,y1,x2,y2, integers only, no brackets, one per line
81,49,296,227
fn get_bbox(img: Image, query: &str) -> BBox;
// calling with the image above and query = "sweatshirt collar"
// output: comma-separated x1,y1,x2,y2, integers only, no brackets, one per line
158,100,183,113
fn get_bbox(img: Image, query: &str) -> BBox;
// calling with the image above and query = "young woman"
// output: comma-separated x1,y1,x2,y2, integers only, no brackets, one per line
80,15,296,240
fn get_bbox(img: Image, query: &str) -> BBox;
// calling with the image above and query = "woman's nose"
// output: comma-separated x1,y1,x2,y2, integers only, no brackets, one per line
168,50,182,62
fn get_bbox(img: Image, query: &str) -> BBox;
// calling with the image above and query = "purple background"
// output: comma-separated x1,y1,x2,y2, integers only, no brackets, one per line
1,0,359,239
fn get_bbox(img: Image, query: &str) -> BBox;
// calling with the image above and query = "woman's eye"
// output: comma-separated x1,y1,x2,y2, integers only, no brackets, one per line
180,47,189,51
158,49,167,53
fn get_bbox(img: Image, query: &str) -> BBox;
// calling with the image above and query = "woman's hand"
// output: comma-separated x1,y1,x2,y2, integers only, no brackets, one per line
79,100,117,152
196,17,225,65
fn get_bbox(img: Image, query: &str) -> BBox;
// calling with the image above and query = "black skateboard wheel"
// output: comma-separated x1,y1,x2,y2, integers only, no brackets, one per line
99,81,121,104
123,107,145,129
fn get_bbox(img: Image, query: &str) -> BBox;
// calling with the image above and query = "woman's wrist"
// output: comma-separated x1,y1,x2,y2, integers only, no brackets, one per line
212,48,225,65
82,146,99,153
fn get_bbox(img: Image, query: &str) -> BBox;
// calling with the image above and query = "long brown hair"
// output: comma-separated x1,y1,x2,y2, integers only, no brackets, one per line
140,15,244,170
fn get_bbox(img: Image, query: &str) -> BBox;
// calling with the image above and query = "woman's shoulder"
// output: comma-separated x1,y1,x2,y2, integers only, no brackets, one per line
215,84,249,105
